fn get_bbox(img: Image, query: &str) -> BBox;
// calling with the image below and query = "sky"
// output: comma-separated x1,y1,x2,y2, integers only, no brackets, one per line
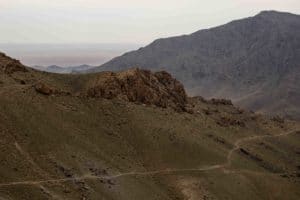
0,0,299,45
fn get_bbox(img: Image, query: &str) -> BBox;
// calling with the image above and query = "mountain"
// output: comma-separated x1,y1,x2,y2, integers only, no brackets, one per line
88,11,300,120
1,52,300,199
32,64,95,74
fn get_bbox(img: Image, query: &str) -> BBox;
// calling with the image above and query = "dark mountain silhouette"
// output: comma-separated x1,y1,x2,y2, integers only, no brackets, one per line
88,11,300,119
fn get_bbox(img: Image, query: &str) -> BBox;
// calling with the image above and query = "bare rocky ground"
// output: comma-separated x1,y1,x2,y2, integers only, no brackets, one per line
0,52,299,200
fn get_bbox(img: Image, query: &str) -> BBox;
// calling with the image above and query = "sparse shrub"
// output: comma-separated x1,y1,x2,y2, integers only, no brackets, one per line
209,98,233,106
271,116,285,123
217,115,245,127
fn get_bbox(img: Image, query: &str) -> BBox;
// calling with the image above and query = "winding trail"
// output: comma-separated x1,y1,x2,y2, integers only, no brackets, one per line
0,129,297,188
225,129,297,167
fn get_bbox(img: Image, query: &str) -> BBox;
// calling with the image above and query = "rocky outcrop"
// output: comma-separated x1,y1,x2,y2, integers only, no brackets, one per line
34,82,55,95
86,68,188,111
34,82,71,96
0,52,28,74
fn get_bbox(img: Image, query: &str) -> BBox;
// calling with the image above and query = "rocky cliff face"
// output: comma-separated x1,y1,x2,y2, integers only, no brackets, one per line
86,68,188,111
88,11,300,119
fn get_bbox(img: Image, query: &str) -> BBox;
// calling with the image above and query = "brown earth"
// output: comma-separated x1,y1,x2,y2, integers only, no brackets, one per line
0,52,299,200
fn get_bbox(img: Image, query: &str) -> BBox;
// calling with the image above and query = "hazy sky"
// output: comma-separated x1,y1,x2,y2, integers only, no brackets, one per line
0,0,300,44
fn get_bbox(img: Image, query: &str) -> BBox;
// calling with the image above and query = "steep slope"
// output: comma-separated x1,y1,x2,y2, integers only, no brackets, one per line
89,10,300,120
0,52,28,74
0,53,300,200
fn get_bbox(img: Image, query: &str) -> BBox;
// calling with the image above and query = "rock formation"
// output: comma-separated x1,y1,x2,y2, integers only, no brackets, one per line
86,68,188,111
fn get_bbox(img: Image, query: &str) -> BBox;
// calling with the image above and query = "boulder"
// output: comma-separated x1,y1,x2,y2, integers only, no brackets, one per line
34,82,54,95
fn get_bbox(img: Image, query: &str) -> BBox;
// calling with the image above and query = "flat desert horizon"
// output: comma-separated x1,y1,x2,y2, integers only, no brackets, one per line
0,43,142,67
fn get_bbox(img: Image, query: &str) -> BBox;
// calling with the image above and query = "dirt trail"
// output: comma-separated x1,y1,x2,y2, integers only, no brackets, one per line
225,129,297,167
39,185,64,200
14,142,47,178
0,166,222,187
14,142,64,200
0,129,297,188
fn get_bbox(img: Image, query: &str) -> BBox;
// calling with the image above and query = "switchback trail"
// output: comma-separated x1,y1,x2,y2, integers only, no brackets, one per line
225,129,298,166
0,129,297,187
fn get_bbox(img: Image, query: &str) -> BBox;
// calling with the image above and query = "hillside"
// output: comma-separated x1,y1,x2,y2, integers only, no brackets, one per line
89,11,300,120
0,52,300,200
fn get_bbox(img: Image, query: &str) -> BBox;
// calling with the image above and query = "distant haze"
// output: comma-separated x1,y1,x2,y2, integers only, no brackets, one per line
0,0,299,66
1,0,300,44
0,43,141,67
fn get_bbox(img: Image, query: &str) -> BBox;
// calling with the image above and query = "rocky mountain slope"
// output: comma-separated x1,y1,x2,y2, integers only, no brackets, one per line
0,52,28,74
0,52,300,200
88,11,300,120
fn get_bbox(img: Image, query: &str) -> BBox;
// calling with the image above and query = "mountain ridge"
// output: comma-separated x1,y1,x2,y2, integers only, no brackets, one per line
88,10,300,120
